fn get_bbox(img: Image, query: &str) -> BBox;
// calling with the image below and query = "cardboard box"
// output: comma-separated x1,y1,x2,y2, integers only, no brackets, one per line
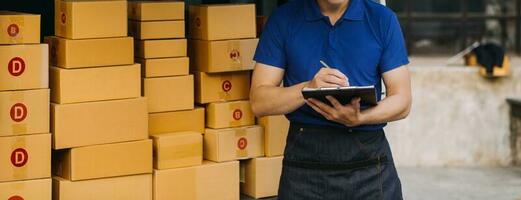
149,107,205,136
53,140,152,181
206,100,254,129
0,178,51,200
189,38,258,73
50,64,140,104
204,125,264,162
188,4,256,40
135,39,187,59
51,97,148,149
45,36,133,68
152,132,202,170
55,0,127,39
0,134,51,182
129,20,185,40
0,44,48,91
128,1,184,21
241,156,283,199
258,115,289,157
137,57,189,78
0,11,40,44
194,71,250,104
52,174,152,200
154,161,239,200
0,89,49,137
144,75,194,113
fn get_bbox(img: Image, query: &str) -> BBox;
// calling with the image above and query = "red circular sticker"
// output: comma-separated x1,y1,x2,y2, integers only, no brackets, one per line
9,196,24,200
229,50,240,60
233,109,243,121
10,148,29,167
195,17,201,27
222,80,232,92
61,12,66,24
8,57,26,77
7,24,19,37
237,137,248,150
10,103,27,122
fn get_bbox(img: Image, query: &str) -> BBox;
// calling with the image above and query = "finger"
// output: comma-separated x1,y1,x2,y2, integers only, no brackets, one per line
323,75,348,87
325,95,343,109
306,100,332,119
325,69,349,81
351,97,361,111
308,98,335,115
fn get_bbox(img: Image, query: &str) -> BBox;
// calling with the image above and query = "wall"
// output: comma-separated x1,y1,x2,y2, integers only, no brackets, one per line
386,66,521,167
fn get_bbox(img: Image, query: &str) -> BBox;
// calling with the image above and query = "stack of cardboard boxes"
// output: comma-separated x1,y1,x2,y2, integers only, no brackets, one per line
0,11,51,200
45,1,152,199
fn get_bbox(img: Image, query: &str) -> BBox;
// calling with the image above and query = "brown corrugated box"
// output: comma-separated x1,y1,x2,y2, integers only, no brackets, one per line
135,39,187,59
0,134,51,182
143,75,194,113
53,140,152,181
189,38,258,73
0,11,40,44
51,97,148,149
52,174,152,200
258,115,289,157
45,36,133,68
204,125,264,162
55,0,127,39
188,4,256,41
149,107,205,136
137,57,189,78
0,89,49,137
240,156,283,199
194,71,250,104
50,64,140,104
0,44,48,91
152,132,202,170
0,178,51,200
153,161,239,200
128,1,184,21
206,100,255,129
129,20,185,40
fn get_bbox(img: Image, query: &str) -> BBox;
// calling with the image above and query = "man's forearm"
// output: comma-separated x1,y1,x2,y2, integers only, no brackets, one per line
360,94,411,125
250,82,308,117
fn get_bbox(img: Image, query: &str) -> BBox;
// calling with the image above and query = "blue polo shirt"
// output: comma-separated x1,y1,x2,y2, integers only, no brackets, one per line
254,0,409,131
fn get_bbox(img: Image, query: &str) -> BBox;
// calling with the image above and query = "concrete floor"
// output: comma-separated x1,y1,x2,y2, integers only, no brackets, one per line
241,167,521,200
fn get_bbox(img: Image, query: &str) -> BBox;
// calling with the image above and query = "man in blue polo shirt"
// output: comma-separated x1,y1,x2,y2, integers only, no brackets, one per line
250,0,411,199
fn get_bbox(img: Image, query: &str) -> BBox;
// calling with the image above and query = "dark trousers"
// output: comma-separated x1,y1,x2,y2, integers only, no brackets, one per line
278,123,403,200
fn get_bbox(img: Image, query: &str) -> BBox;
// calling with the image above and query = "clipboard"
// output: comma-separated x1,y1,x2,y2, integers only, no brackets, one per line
302,86,378,106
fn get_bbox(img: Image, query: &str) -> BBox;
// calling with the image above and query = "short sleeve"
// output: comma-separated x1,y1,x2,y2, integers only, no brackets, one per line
378,14,409,73
253,11,287,69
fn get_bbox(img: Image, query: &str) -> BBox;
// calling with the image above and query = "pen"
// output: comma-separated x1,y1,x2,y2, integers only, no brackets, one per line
319,60,331,68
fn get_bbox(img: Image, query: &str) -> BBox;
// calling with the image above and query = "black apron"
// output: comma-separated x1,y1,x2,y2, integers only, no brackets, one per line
278,123,403,200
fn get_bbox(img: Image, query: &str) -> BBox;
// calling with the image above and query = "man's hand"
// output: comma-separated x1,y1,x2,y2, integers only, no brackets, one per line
306,96,365,127
307,68,349,88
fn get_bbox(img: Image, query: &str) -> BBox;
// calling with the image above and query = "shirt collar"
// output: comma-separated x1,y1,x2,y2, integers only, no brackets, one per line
306,0,365,22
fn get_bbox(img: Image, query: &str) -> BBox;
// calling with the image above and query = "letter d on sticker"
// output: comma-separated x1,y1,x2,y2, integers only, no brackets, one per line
10,103,27,122
8,57,26,77
11,148,29,167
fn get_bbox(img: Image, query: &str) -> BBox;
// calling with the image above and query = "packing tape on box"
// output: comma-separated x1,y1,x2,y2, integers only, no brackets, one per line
9,92,28,134
6,16,25,42
228,41,242,70
235,128,248,158
218,75,233,100
10,136,28,179
228,101,245,127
